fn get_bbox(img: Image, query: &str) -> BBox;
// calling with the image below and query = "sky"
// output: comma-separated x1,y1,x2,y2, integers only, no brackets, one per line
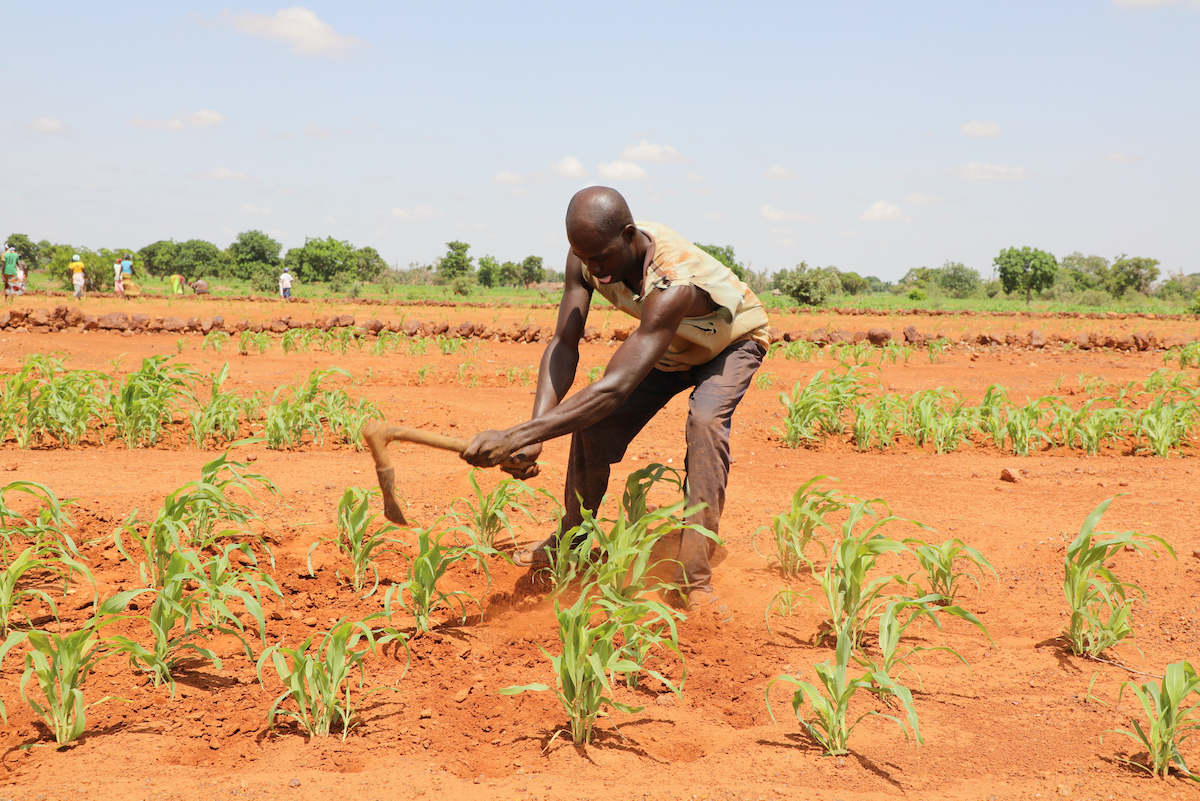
2,1,1197,281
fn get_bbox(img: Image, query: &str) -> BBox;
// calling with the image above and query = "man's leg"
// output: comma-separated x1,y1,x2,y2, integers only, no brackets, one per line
559,367,689,534
673,339,766,594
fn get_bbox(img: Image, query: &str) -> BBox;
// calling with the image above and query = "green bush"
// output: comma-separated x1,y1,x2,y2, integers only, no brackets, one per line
907,288,927,301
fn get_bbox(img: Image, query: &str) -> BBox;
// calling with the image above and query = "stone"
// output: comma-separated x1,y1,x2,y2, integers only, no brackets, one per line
211,315,224,330
28,309,51,327
419,708,433,719
1073,333,1091,350
162,316,186,332
64,307,85,326
656,693,677,707
828,328,852,344
82,315,98,331
1000,467,1020,484
611,327,631,341
97,312,130,331
301,616,318,627
902,325,924,346
334,314,355,327
453,687,470,703
186,316,203,331
130,313,150,330
200,317,213,333
866,327,891,346
269,319,289,334
362,318,385,334
1116,334,1136,351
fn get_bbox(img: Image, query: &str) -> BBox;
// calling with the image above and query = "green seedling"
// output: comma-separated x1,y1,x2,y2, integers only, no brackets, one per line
620,462,683,524
765,586,802,637
1110,659,1200,781
766,628,921,756
1062,496,1175,658
906,536,997,604
106,355,196,448
0,480,81,555
854,597,990,692
587,366,605,384
449,469,554,551
0,543,93,636
755,372,776,390
202,331,230,353
435,335,461,355
384,526,482,634
309,487,405,598
257,616,405,741
752,475,842,576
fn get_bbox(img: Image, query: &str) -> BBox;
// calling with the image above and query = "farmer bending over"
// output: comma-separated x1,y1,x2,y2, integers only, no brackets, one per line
462,186,770,620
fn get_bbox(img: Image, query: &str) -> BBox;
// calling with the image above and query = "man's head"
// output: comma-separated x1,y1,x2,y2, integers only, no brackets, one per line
565,186,641,286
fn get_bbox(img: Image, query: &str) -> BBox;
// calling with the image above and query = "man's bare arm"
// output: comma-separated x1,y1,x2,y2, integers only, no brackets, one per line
461,280,697,467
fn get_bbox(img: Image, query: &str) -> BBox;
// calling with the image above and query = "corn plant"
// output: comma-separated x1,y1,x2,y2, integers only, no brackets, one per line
435,335,461,355
765,586,802,637
1005,398,1050,457
775,367,869,447
0,543,93,636
0,480,81,555
106,355,196,448
1077,405,1129,457
407,336,430,356
854,597,990,691
586,366,605,384
766,628,921,756
977,384,1010,451
237,331,271,355
384,526,482,633
755,372,776,390
620,462,683,524
186,364,259,448
806,498,926,646
1062,496,1175,658
906,536,997,604
414,364,433,386
282,328,319,354
203,331,230,353
310,487,405,597
1164,341,1200,370
500,588,684,744
926,337,951,363
0,593,138,745
1135,396,1196,458
257,616,404,741
543,511,604,590
1111,660,1200,781
449,469,555,551
752,475,842,576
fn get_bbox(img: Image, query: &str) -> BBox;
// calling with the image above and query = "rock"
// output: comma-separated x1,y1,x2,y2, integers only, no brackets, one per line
1132,332,1151,351
130,313,150,330
334,314,355,328
828,328,853,344
97,312,130,331
1073,333,1091,350
866,327,891,346
301,616,318,627
288,778,300,788
1116,334,1136,351
162,316,186,332
902,325,924,346
402,320,421,336
453,687,470,703
782,330,805,342
269,319,289,334
1000,467,1020,484
0,311,9,328
419,708,433,719
656,693,677,707
82,315,98,331
211,315,224,330
200,317,213,333
611,327,631,341
362,318,385,334
30,309,52,327
210,737,221,750
186,316,203,332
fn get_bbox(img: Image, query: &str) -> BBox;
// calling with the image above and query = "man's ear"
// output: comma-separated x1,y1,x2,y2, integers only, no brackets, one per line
621,223,638,244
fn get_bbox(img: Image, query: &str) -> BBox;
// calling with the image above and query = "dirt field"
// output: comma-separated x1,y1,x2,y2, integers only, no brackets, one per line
1,298,1198,801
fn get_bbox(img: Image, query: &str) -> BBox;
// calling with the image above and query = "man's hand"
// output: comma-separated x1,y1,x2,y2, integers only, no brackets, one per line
501,443,542,479
461,428,520,469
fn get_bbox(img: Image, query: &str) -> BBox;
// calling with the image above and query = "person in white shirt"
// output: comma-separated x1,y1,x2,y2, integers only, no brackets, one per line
279,268,293,299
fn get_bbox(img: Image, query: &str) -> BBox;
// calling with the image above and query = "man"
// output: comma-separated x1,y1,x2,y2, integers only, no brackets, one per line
279,267,293,299
189,278,210,295
70,254,87,299
2,245,18,300
462,186,770,619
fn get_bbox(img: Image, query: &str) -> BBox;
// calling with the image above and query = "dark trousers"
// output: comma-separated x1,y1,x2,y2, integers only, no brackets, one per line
561,338,766,592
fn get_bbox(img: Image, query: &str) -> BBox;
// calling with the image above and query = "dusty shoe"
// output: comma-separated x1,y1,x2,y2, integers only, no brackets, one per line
685,590,733,624
513,536,555,568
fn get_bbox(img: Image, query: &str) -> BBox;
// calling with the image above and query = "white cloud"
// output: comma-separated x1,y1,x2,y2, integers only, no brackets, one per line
187,109,225,127
597,161,647,181
554,156,587,179
193,167,247,181
304,123,352,139
951,162,1029,181
130,109,225,131
904,192,944,205
686,172,705,183
31,117,67,134
1104,151,1142,163
391,205,443,220
240,203,273,215
703,211,724,219
760,204,811,222
492,170,523,185
764,164,796,180
960,120,1002,138
776,238,796,247
621,140,686,162
210,6,367,59
860,201,908,222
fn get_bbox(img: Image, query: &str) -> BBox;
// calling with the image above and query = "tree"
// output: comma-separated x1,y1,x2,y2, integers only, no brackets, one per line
521,255,545,287
695,244,747,280
773,262,842,306
899,267,936,289
437,241,473,282
498,261,521,287
838,271,869,295
5,234,42,269
351,246,387,282
477,255,499,288
1059,252,1111,293
1108,254,1160,298
172,239,227,279
936,261,982,299
137,240,179,277
227,230,282,280
285,237,355,283
994,246,1057,305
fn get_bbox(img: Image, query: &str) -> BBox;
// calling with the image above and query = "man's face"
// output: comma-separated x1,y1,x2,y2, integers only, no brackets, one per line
569,225,637,286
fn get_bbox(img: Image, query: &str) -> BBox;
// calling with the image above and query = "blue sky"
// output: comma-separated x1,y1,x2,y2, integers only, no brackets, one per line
2,1,1196,281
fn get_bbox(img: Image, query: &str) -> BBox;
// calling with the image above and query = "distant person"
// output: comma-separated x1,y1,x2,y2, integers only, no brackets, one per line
70,254,87,299
121,254,133,284
279,267,293,299
12,260,26,296
170,273,185,295
189,278,209,295
2,245,18,301
113,259,125,296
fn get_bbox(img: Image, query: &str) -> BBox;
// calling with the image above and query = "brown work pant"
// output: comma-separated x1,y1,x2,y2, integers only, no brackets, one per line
561,338,766,593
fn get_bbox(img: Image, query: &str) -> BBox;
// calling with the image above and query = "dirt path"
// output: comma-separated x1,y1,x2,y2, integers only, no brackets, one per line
1,323,1198,800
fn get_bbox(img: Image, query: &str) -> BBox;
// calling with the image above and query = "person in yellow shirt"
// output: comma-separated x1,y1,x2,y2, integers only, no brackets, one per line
70,255,87,299
170,274,185,295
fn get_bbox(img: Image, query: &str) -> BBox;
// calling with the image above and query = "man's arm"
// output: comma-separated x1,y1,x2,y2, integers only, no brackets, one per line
461,272,697,468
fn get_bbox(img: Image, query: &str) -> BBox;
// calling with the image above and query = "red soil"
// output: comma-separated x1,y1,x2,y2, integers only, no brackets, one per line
0,306,1198,801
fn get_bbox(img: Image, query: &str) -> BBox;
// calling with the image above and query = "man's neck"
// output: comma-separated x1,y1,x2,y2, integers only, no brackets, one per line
623,229,652,295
